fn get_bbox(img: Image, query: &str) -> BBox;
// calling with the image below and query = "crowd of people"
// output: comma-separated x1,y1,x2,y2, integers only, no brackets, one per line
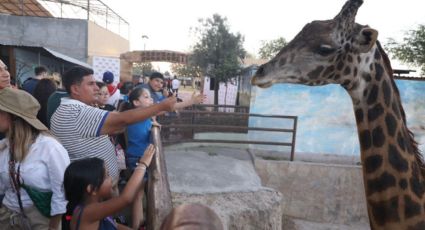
0,58,222,230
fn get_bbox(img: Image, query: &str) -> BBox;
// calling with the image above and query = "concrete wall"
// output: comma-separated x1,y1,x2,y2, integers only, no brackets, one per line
254,159,369,226
0,14,88,62
250,80,425,155
87,21,129,58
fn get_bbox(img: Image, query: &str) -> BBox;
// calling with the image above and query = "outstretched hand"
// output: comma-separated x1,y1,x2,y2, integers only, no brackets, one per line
190,91,205,105
172,91,205,111
161,96,177,112
138,144,155,167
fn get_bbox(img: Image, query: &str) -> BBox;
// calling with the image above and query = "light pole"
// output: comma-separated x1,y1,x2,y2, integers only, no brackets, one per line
141,35,149,50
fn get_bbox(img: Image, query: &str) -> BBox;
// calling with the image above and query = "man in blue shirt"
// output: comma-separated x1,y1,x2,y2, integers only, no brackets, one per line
137,72,167,103
22,66,48,95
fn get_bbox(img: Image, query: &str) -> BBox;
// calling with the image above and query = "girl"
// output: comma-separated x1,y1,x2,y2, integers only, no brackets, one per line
122,87,155,170
64,144,155,230
0,88,70,230
120,87,155,229
121,87,204,229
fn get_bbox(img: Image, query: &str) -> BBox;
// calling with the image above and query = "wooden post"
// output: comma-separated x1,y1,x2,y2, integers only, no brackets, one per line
146,127,173,230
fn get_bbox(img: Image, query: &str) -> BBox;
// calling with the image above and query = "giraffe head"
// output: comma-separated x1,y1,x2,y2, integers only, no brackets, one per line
252,0,378,89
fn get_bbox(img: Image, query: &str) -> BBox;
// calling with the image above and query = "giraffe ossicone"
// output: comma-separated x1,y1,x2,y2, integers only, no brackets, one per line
252,0,425,229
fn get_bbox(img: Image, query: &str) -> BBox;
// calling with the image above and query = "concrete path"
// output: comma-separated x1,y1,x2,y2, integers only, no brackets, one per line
164,147,262,194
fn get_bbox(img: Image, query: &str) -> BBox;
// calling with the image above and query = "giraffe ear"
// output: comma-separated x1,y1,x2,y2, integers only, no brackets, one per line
355,28,378,53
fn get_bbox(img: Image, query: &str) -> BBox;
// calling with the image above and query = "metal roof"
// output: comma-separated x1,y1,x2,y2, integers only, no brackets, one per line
43,47,92,69
0,0,52,17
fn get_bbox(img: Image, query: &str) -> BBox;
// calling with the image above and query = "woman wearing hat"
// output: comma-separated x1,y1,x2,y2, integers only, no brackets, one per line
0,59,11,141
0,88,70,230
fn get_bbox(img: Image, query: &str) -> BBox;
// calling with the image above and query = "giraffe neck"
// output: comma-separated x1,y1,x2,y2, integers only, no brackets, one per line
347,46,425,229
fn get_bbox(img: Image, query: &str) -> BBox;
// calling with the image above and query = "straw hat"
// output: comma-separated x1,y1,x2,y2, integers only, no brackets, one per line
0,88,48,131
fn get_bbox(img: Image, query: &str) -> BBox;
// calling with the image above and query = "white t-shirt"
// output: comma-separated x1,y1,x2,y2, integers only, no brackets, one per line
107,88,120,108
172,79,181,90
0,134,70,215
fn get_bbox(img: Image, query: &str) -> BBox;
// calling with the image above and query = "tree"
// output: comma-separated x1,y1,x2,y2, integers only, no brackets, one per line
171,63,202,78
190,14,246,105
258,37,288,60
386,24,425,74
132,62,154,76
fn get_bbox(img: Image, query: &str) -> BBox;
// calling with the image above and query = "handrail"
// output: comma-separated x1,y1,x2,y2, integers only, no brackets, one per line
164,124,295,133
166,139,293,146
160,110,298,161
178,110,297,119
191,104,249,109
146,126,172,230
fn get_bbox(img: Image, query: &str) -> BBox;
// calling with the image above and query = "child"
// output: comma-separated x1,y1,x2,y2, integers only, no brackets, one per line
122,87,204,167
63,144,155,230
122,88,156,169
120,88,204,228
96,81,116,111
120,87,156,229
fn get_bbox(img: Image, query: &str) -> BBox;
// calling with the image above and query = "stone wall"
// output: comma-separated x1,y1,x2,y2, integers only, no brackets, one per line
254,159,370,227
172,190,283,230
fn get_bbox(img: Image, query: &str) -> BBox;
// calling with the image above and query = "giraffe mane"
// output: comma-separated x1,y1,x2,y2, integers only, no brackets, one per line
376,41,425,177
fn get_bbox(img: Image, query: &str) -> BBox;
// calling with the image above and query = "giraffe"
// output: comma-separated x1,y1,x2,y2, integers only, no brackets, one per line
251,0,425,229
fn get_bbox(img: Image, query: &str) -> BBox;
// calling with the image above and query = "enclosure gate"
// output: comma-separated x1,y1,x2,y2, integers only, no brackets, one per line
159,104,298,161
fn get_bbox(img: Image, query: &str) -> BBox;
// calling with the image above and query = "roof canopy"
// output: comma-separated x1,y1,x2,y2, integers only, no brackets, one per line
0,0,52,17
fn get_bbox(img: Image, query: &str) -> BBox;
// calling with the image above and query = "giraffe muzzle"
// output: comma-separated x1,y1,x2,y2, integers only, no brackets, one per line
251,76,273,88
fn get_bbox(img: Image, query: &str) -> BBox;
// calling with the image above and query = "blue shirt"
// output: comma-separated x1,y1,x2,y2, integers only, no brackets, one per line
22,78,40,95
126,119,152,158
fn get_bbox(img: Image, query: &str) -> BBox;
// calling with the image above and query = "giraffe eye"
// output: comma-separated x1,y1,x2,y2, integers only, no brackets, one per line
316,45,336,56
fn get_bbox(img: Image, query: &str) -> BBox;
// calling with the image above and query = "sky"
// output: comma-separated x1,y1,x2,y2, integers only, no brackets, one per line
103,0,425,73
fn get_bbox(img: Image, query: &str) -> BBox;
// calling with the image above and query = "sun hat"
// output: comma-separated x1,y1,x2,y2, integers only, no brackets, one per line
103,71,114,84
0,88,48,131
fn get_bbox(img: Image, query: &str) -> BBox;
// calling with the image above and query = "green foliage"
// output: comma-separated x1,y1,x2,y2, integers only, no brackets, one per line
190,14,246,84
258,37,288,60
386,24,425,73
132,62,154,76
171,63,202,78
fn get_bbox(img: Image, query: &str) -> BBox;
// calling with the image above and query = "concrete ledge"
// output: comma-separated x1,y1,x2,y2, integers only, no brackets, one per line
255,159,369,228
172,190,283,230
283,216,370,230
165,149,282,229
164,145,370,229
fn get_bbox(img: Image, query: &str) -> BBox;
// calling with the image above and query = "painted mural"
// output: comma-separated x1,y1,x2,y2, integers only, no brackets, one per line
249,79,425,155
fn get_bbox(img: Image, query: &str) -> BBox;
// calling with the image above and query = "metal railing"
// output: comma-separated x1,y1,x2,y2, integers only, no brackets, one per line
187,104,250,113
159,110,298,161
145,110,298,229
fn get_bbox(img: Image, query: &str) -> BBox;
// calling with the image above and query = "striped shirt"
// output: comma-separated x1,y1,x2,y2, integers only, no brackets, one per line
50,98,119,181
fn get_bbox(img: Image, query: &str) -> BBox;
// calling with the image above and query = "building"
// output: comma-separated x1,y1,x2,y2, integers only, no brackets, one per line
0,0,129,85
